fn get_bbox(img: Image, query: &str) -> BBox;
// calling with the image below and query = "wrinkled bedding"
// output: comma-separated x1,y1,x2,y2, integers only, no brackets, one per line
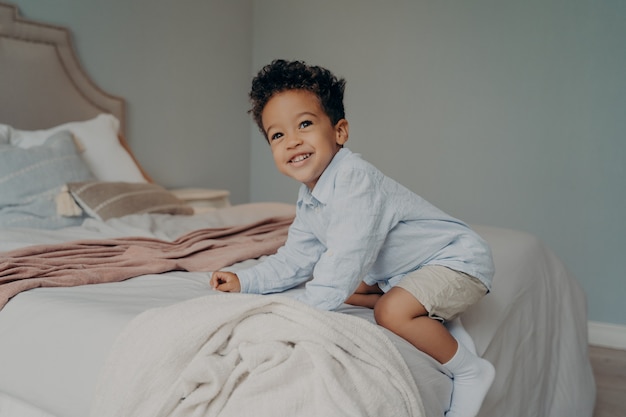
90,294,425,417
0,202,595,417
1,215,293,308
0,203,450,417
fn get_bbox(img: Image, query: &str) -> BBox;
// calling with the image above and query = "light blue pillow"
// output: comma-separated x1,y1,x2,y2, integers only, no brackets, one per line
0,130,95,229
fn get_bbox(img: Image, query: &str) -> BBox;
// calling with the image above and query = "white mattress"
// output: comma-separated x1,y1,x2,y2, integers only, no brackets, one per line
0,203,595,417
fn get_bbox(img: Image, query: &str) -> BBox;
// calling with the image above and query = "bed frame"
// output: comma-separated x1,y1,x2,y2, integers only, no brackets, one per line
0,2,125,132
0,1,155,180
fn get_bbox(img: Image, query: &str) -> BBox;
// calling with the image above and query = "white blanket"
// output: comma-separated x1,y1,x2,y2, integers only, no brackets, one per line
89,293,425,417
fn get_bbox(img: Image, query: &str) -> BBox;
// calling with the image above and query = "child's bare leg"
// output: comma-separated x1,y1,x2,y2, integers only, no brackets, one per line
374,287,456,361
344,281,383,309
446,316,477,354
375,287,494,417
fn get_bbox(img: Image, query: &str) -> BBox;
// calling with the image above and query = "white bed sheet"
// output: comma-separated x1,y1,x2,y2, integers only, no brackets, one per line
0,203,450,417
0,203,595,417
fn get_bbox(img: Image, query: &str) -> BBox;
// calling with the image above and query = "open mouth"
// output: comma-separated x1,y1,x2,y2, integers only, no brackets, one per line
289,153,311,164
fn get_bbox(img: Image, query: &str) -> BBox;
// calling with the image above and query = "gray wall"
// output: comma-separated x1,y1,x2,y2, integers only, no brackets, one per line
250,0,626,326
10,1,626,326
12,0,253,204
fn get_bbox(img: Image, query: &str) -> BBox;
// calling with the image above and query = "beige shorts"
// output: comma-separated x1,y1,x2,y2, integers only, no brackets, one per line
395,265,487,322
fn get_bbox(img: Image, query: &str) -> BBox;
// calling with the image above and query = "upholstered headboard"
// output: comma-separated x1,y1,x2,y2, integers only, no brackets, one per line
0,2,126,132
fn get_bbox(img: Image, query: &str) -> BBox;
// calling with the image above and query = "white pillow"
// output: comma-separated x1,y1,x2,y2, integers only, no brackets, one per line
0,114,146,183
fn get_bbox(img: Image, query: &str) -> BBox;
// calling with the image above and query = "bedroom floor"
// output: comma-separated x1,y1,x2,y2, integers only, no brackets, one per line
590,345,626,417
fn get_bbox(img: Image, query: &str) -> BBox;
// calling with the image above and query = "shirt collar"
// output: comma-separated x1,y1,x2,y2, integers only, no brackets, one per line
298,147,352,207
313,147,352,204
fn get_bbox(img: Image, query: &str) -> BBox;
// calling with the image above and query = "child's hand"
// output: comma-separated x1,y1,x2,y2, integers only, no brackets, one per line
210,271,241,292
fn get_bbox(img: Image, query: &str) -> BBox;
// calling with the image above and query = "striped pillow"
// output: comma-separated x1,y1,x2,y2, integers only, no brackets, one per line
66,181,194,221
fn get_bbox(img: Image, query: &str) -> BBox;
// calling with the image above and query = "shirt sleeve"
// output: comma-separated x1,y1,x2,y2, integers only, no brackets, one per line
237,213,324,294
295,166,397,310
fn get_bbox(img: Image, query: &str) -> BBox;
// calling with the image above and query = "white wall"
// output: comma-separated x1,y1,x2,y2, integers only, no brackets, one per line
249,0,626,326
12,0,254,204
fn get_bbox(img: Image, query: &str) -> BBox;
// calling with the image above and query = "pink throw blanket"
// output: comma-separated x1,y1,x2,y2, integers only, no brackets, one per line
0,216,294,309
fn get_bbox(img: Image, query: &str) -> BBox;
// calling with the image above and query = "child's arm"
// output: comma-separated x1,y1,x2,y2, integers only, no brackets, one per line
210,271,241,292
237,214,324,295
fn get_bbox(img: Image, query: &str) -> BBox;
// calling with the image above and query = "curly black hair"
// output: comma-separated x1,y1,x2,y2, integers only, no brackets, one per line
249,59,346,139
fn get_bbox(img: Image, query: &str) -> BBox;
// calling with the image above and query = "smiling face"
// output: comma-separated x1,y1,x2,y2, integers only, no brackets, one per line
262,89,349,190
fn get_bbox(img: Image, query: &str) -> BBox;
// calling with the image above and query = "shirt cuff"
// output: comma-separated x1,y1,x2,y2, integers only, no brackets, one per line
236,269,258,294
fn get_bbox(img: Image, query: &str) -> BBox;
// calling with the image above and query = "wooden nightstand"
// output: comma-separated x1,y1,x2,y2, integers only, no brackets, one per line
170,188,231,214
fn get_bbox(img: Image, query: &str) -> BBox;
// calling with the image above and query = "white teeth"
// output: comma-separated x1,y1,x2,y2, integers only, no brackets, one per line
291,154,311,163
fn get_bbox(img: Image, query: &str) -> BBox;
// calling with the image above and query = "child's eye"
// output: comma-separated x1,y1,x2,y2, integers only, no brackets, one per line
299,120,312,129
270,132,283,141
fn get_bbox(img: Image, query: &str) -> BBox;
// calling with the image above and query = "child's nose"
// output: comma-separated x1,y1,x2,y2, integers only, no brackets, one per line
286,132,303,148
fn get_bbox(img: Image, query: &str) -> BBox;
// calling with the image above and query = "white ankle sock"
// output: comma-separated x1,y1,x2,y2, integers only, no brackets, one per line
443,342,495,417
445,317,476,354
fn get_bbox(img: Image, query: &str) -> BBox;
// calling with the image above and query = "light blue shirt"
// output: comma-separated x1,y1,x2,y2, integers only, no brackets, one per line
238,148,494,311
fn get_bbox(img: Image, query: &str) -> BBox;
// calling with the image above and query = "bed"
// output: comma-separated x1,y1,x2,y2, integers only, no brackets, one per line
0,2,596,417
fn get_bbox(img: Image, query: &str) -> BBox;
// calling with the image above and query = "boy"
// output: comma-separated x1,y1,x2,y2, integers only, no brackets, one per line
211,59,495,417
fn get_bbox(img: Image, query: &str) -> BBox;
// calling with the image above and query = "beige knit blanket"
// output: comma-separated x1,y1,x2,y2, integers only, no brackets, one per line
0,215,294,309
89,293,425,417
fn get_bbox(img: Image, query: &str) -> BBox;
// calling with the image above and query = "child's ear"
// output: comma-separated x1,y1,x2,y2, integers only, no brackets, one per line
335,119,349,145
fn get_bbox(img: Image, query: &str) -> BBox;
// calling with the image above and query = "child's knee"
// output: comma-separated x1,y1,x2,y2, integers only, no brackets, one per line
374,288,429,331
373,296,396,328
373,299,384,325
